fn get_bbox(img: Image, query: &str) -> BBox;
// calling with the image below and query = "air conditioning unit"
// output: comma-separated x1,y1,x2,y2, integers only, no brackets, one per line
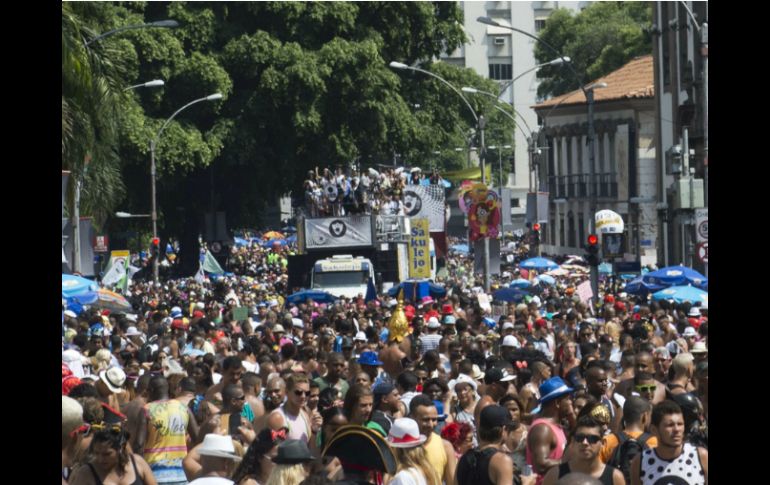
494,37,506,46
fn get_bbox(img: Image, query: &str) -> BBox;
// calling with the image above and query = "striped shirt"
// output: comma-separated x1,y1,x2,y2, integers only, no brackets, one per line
144,399,189,483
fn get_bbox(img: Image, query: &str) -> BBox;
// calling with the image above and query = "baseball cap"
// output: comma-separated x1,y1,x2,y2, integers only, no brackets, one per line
443,315,456,325
682,327,697,337
484,367,515,385
502,322,515,331
427,317,440,329
501,335,520,348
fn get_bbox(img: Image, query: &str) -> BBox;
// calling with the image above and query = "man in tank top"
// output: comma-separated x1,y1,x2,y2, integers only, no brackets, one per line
630,400,707,485
266,372,320,444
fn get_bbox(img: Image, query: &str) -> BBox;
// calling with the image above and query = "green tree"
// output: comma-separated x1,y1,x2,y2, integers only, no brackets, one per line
535,2,652,97
66,2,514,276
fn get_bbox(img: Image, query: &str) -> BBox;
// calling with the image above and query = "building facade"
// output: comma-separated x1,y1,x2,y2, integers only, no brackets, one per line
651,2,708,271
533,56,659,266
441,1,588,230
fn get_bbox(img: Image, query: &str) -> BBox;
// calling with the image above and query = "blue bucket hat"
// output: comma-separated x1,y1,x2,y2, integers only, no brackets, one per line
358,351,383,366
531,377,574,414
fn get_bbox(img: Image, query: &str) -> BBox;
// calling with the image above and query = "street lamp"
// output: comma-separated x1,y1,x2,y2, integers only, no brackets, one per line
150,92,223,281
116,211,151,218
487,145,512,190
389,61,491,291
125,79,165,91
478,16,606,301
85,20,179,46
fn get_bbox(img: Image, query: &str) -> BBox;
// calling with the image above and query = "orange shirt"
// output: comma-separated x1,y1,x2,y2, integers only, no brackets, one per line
600,430,658,463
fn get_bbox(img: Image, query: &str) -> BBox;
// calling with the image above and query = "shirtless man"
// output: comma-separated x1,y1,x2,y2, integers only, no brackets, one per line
474,367,515,426
615,351,666,404
253,376,286,433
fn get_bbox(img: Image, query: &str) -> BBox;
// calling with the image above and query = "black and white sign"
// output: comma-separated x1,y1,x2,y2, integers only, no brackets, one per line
305,216,373,249
406,185,445,231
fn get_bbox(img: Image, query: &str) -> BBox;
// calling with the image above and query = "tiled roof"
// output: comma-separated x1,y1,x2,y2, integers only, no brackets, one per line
534,55,654,110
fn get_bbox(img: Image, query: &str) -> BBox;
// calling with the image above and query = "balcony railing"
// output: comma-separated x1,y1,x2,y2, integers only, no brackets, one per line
548,173,617,200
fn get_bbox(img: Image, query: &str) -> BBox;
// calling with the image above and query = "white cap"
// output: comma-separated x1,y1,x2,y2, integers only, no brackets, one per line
268,300,279,307
125,313,138,323
196,302,206,310
63,310,77,319
354,331,367,342
427,317,440,329
687,307,701,317
292,318,304,329
502,335,520,348
682,326,697,337
502,322,515,330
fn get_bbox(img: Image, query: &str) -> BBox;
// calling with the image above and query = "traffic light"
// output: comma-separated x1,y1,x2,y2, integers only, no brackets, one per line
585,234,600,266
150,237,160,259
532,223,541,244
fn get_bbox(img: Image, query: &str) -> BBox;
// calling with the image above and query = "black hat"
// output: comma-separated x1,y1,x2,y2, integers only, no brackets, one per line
272,439,314,465
323,425,397,475
100,403,127,425
373,383,395,406
480,405,513,429
484,367,515,385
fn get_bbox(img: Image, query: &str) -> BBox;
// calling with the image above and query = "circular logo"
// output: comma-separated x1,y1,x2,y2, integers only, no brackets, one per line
329,220,347,238
698,220,708,240
211,242,222,253
403,190,422,217
324,182,339,202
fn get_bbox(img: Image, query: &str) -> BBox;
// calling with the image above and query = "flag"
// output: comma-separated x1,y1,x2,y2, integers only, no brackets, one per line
102,259,126,287
365,276,378,303
202,250,224,274
194,265,206,283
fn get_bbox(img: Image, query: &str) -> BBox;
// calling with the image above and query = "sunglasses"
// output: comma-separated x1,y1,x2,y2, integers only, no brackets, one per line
574,433,603,445
635,385,657,393
294,390,311,397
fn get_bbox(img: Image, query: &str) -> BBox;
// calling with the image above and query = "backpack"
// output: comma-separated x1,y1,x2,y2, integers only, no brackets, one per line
609,431,651,482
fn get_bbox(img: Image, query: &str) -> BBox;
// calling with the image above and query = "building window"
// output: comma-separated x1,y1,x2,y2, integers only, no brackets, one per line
568,211,576,248
578,215,585,247
535,19,547,33
489,64,512,80
559,216,565,247
511,198,519,208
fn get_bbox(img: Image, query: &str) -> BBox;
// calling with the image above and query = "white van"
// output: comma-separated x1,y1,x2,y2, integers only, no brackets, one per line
311,255,376,299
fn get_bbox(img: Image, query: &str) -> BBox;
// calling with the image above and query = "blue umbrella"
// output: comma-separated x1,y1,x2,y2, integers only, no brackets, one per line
262,238,288,248
598,262,613,274
493,287,529,303
534,274,556,286
287,234,298,244
510,278,532,289
519,257,559,271
624,277,665,296
619,273,638,281
652,285,708,304
450,244,470,254
281,226,297,233
234,237,250,247
286,289,338,305
62,274,99,298
643,266,707,290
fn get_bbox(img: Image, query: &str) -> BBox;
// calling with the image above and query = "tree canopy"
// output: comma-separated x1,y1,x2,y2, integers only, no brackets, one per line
62,2,516,275
534,2,652,98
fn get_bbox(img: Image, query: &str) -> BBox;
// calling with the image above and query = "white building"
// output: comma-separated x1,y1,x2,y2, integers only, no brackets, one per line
442,1,589,229
651,2,708,270
533,55,659,267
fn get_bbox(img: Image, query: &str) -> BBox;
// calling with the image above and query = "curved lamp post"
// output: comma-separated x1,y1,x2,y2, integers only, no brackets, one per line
497,56,570,96
389,61,491,291
150,92,222,281
125,79,165,91
86,20,179,46
478,15,607,298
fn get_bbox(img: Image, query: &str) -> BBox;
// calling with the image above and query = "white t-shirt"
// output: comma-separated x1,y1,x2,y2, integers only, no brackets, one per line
389,467,428,485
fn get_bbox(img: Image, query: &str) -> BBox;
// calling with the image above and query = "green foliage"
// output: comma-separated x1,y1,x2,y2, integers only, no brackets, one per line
63,1,502,273
535,2,652,97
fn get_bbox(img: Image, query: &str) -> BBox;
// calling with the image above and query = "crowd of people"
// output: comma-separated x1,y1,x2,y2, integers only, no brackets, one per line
302,165,446,218
63,231,708,485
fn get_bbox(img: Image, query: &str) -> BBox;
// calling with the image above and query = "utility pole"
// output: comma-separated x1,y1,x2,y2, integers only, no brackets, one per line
587,88,599,302
479,115,490,292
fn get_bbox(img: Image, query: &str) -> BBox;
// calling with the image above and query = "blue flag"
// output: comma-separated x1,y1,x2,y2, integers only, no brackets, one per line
365,276,378,303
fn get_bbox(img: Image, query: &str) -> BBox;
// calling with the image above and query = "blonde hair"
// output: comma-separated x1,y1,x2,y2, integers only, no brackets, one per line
93,349,112,373
264,463,307,485
606,322,621,342
394,446,441,485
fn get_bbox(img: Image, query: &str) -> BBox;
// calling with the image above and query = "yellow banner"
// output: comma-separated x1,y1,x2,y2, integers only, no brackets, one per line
442,165,493,183
408,218,431,279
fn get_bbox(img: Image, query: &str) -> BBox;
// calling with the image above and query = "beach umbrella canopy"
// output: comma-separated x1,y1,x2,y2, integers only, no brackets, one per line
510,278,532,289
262,231,285,240
492,287,529,303
643,266,707,289
519,257,559,271
387,280,446,301
534,274,556,286
624,277,665,296
66,288,132,313
652,285,708,304
62,274,99,298
598,262,613,274
450,244,470,254
262,239,288,248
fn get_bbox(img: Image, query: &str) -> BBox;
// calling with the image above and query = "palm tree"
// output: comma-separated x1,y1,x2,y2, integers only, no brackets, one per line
62,3,127,227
